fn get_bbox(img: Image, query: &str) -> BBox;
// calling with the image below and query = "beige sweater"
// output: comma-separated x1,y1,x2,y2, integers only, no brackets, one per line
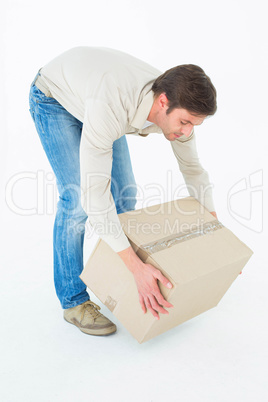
35,46,215,252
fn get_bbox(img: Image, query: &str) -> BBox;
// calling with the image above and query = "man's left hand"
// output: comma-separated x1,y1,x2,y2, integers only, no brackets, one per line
210,211,218,219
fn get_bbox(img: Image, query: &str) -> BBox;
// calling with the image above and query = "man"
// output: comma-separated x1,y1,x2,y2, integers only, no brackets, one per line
29,46,217,336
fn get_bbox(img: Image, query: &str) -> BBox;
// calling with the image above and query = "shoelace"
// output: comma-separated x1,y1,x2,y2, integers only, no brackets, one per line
81,300,102,322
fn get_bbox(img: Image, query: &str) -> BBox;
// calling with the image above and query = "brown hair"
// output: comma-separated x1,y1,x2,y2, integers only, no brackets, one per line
152,64,217,116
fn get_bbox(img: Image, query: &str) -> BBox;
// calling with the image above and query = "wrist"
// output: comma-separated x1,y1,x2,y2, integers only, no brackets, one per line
117,246,144,274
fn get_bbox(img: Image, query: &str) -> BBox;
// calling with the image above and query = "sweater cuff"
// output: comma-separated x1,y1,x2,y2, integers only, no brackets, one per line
203,197,216,213
100,230,131,253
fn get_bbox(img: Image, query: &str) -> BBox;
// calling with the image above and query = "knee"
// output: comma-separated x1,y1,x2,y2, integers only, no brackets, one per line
57,183,87,220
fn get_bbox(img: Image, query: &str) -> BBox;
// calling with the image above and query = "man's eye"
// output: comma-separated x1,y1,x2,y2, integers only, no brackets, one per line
181,121,187,125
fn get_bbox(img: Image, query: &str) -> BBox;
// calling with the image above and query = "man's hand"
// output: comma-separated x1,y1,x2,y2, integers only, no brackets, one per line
210,211,218,219
132,262,173,319
118,246,173,319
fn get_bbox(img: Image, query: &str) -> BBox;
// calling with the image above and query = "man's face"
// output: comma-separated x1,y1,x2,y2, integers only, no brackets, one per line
158,107,206,141
148,93,206,141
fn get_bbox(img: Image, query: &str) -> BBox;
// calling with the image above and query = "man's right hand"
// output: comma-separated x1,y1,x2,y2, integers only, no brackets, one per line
118,246,173,319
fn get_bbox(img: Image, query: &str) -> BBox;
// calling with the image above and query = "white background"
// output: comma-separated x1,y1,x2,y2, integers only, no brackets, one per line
1,0,268,401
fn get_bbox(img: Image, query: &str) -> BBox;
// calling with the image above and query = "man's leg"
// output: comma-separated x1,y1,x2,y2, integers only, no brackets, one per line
29,81,89,309
29,79,117,335
111,135,137,214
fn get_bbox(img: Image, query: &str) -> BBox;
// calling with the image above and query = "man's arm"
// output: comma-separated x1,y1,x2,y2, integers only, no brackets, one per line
80,99,131,251
170,130,216,213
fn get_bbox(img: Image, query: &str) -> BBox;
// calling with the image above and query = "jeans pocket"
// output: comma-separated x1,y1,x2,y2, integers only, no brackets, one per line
36,100,65,116
36,95,59,104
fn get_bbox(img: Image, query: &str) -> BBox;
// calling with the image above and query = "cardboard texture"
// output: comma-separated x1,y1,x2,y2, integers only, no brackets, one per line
80,197,253,343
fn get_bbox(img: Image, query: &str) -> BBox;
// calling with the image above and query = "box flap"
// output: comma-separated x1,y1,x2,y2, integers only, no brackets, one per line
118,197,215,248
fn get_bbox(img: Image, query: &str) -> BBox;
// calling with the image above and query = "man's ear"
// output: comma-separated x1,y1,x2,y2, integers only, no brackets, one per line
158,93,169,110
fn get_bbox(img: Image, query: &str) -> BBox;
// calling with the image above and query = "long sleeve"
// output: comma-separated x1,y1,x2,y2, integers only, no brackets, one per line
170,130,215,212
79,99,131,252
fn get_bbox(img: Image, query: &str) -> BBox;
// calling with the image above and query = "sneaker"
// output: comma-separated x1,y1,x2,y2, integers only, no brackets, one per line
64,300,117,336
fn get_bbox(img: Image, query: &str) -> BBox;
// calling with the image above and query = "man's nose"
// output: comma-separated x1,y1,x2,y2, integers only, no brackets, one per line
181,126,193,137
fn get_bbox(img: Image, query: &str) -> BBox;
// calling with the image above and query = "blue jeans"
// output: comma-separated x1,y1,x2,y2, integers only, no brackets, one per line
29,71,137,309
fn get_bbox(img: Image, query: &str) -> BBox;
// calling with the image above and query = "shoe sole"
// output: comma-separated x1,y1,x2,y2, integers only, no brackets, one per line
64,317,117,336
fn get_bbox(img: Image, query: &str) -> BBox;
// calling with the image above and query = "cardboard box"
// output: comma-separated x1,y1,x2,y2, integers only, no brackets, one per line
80,197,253,343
